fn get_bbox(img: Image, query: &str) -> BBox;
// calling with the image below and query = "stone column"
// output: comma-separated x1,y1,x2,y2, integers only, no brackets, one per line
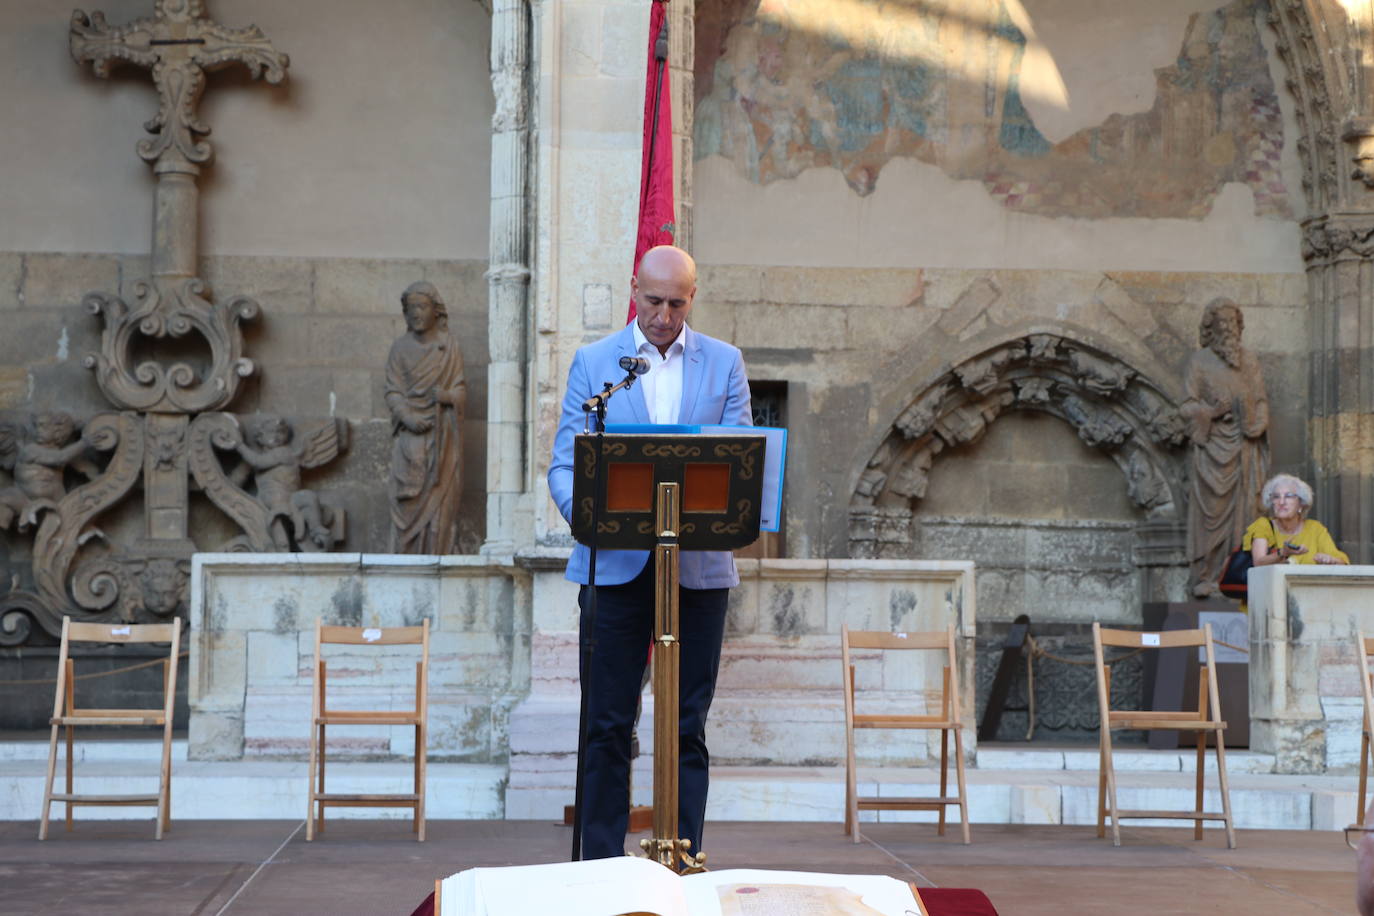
483,0,534,557
1270,0,1374,563
1303,216,1374,563
668,0,695,251
529,0,652,547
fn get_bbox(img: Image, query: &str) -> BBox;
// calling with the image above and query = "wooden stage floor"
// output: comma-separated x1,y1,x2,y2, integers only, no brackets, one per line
0,818,1353,914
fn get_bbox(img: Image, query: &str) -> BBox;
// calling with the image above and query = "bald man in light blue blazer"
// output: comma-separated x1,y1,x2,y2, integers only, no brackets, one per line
548,246,752,860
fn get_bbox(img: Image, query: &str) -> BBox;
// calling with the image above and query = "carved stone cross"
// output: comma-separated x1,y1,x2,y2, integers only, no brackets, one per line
71,0,288,280
0,3,307,640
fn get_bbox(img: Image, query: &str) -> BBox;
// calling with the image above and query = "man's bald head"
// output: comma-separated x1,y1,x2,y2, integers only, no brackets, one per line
632,245,698,355
637,245,697,287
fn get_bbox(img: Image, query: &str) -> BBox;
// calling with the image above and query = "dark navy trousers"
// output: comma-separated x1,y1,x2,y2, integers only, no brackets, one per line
576,561,730,860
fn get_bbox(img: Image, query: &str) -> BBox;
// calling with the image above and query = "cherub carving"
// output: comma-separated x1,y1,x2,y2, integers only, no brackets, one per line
0,411,97,532
230,415,345,552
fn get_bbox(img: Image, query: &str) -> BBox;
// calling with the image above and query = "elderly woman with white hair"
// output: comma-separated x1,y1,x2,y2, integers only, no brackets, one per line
1243,473,1348,567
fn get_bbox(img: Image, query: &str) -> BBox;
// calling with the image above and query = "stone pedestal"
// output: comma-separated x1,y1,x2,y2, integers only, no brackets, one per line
1248,564,1374,773
188,553,529,762
505,558,977,818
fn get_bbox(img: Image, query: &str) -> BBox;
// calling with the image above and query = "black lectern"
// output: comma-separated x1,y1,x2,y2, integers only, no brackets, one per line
571,432,764,871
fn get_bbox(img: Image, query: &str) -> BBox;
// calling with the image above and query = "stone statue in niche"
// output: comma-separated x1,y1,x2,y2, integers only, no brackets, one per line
386,281,467,554
0,412,97,532
228,415,346,552
1181,298,1270,596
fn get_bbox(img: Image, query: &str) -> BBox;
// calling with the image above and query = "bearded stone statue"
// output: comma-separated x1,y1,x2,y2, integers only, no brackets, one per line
1181,298,1270,597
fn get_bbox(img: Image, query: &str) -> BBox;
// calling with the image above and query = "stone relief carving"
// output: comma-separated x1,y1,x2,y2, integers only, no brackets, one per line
1180,299,1270,597
1067,349,1134,398
190,414,349,554
1125,451,1173,513
1268,0,1370,213
1302,217,1374,263
0,5,350,647
954,345,1023,396
850,333,1187,558
0,412,98,533
386,282,467,555
886,442,942,501
1061,395,1132,449
893,384,948,440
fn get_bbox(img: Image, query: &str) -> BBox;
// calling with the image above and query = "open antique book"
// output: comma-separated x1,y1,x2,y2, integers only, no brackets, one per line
436,856,926,916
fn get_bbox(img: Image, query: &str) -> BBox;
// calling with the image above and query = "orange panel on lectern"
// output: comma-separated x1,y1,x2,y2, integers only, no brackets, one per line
606,463,655,511
683,463,730,512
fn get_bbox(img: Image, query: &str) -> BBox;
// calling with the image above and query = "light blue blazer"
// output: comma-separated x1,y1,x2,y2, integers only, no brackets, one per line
548,323,753,588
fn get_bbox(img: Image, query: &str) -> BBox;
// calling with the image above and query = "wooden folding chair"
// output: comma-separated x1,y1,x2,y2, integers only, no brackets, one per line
306,618,429,841
842,623,970,844
39,616,182,840
1355,631,1374,826
1093,621,1235,848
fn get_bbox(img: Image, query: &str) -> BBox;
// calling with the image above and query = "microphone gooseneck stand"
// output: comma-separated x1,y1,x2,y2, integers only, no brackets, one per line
571,366,640,861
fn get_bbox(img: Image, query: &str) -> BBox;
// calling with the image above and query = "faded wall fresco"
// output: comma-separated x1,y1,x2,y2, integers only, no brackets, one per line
695,0,1289,219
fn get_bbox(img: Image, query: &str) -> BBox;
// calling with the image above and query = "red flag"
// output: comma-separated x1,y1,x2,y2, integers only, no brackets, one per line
627,0,674,323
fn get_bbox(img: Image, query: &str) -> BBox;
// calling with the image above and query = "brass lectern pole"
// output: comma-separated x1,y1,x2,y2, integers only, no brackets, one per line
641,482,706,873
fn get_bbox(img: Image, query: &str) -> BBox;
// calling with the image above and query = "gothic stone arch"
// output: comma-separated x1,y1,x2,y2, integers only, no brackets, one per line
848,333,1188,564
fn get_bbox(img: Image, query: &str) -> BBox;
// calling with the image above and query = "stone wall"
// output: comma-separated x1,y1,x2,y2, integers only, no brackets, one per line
0,0,494,260
689,263,1308,624
508,558,976,817
0,252,491,613
0,0,498,659
188,553,529,762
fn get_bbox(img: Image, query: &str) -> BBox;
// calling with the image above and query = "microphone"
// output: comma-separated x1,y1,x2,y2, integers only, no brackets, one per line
619,356,651,376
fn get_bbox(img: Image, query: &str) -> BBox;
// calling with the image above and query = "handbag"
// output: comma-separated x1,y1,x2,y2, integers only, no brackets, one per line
1217,518,1277,599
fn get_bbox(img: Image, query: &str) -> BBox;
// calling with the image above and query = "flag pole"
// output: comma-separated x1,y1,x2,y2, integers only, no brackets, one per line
641,11,669,211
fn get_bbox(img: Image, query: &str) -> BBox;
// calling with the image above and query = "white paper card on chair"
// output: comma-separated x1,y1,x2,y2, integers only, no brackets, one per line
1141,633,1160,647
111,626,131,637
437,858,923,916
362,627,382,642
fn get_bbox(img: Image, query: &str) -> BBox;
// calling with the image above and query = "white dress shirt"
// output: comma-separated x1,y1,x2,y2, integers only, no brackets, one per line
631,320,690,425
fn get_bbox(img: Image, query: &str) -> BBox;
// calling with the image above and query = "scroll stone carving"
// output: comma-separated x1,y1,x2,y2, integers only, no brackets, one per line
0,5,348,646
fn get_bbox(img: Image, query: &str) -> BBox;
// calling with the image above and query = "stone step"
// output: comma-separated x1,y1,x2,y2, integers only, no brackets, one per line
0,737,1276,774
2,759,505,821
0,738,190,763
972,744,1277,774
0,750,1352,833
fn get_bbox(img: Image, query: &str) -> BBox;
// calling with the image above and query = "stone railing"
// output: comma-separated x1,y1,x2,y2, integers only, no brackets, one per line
188,553,529,762
1249,564,1374,774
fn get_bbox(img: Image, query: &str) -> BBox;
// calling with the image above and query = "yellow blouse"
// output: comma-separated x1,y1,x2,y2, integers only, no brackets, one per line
1241,517,1348,564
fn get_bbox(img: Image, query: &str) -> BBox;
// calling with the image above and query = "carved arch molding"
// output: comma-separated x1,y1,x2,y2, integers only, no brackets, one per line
848,333,1188,557
1267,0,1371,218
